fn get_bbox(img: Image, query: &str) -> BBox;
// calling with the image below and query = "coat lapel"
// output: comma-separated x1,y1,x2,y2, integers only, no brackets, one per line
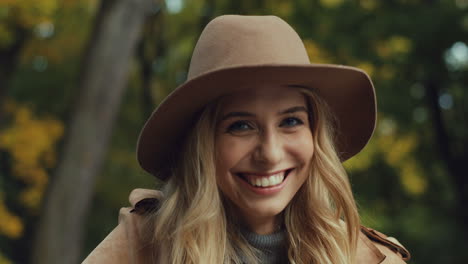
356,231,386,264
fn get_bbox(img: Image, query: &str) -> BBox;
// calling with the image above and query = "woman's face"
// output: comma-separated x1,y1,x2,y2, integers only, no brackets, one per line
215,85,314,233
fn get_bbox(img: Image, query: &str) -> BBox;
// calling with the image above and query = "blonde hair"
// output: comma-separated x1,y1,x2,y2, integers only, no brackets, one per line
145,87,360,264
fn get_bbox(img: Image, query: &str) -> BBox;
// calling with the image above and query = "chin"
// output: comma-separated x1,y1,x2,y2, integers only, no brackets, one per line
247,202,288,219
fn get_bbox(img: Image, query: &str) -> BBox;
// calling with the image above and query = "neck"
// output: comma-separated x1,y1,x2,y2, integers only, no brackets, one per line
241,213,282,235
221,196,283,235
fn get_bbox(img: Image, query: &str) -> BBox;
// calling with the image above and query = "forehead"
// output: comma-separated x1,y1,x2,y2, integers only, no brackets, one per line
218,85,307,113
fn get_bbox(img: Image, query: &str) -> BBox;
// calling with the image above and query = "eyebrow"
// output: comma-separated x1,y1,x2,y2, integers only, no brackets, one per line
220,106,308,122
278,106,308,115
219,111,254,122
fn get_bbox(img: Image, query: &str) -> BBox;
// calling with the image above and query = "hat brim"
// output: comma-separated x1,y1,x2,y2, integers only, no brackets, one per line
137,64,376,179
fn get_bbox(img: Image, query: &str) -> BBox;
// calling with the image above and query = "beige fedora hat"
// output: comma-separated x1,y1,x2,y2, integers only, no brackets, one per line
137,15,376,179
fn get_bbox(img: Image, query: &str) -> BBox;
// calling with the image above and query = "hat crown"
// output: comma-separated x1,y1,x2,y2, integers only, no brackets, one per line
187,15,311,80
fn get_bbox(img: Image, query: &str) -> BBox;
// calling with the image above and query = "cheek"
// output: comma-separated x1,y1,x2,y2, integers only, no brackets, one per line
215,135,250,174
286,131,314,163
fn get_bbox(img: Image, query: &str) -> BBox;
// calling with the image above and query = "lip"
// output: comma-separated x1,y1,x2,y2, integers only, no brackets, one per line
237,168,291,177
234,168,294,195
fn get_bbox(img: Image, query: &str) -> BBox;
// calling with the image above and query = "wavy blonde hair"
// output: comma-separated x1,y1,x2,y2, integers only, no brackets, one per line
145,87,360,264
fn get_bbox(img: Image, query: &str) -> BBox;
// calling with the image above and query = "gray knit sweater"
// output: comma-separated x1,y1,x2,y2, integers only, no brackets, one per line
240,228,289,264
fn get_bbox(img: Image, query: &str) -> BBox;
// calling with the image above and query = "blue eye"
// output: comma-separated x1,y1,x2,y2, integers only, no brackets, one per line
226,121,253,133
281,117,303,127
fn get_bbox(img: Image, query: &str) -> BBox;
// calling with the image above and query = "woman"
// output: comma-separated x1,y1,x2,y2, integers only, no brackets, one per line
84,15,411,263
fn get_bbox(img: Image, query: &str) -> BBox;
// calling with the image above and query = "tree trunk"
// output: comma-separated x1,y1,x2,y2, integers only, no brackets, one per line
31,0,154,263
425,78,468,230
137,5,164,118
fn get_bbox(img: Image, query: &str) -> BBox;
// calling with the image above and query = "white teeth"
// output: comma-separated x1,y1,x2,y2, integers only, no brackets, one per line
255,178,262,186
268,175,275,184
261,178,269,187
245,171,286,187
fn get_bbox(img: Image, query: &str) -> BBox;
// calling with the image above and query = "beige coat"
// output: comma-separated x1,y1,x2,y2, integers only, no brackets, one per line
83,189,410,264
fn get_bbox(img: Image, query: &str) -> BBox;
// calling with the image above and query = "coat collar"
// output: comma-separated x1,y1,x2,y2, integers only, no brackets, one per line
356,230,386,263
357,226,411,264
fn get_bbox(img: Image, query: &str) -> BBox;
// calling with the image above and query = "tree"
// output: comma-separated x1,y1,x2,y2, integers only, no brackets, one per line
31,0,156,263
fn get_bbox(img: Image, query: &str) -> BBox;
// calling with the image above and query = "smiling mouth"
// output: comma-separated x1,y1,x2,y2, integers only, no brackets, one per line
236,169,293,188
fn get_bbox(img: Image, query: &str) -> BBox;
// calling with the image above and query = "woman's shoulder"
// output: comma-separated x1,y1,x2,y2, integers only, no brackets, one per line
108,190,412,264
357,225,411,264
82,188,162,263
117,188,163,242
118,188,162,228
126,188,162,215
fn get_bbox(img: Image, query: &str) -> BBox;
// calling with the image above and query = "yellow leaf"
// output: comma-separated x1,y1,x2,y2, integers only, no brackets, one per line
389,36,412,54
344,138,378,172
400,161,427,195
378,65,396,80
20,186,46,211
303,39,333,64
376,35,412,58
0,199,24,239
320,0,344,8
0,23,14,48
355,62,375,77
360,0,378,10
0,251,13,264
1,101,64,212
383,134,417,166
266,0,292,17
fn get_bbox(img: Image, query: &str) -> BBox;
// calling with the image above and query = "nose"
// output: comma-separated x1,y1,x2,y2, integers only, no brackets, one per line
252,130,284,166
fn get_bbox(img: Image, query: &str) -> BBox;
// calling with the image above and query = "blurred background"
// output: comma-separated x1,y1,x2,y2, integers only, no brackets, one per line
1,0,467,263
